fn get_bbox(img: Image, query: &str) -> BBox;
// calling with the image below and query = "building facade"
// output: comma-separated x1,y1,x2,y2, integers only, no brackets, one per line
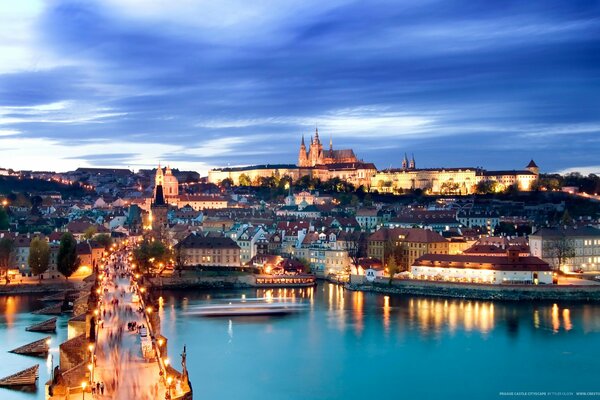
371,160,540,194
410,251,553,284
175,233,241,267
529,227,600,272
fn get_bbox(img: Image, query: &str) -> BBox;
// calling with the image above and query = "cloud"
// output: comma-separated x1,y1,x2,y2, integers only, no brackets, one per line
0,0,597,173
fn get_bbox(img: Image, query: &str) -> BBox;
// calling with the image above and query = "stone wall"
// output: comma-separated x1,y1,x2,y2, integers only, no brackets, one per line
148,274,255,289
348,278,600,301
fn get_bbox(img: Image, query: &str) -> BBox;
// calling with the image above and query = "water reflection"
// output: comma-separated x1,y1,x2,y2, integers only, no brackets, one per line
166,284,600,337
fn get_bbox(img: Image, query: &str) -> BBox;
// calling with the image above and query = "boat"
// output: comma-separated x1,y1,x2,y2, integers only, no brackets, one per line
0,365,39,387
25,317,57,333
185,301,306,317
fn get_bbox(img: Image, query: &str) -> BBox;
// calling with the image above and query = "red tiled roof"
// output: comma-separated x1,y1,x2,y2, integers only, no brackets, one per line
369,228,447,243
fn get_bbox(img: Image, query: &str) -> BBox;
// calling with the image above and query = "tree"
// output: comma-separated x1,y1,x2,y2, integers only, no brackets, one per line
560,210,573,227
220,178,233,189
546,235,576,271
387,253,398,284
94,233,112,250
29,237,50,278
83,226,97,240
476,180,495,194
238,174,251,186
0,207,9,230
133,239,172,273
0,237,14,278
57,233,80,279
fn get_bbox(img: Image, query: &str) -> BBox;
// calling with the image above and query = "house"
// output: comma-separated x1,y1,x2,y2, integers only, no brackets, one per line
175,233,241,267
457,210,499,233
367,228,449,270
411,250,553,284
386,210,460,232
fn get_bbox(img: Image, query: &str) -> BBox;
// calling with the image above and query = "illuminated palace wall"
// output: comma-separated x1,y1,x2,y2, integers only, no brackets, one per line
371,164,538,194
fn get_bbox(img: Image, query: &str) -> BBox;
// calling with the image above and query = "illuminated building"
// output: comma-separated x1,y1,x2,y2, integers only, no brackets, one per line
410,250,553,284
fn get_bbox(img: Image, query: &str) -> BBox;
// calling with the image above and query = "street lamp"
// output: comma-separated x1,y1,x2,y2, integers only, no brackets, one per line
81,381,87,399
166,376,173,399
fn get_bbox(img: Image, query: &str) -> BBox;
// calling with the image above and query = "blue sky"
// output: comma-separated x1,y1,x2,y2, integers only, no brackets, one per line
0,0,598,175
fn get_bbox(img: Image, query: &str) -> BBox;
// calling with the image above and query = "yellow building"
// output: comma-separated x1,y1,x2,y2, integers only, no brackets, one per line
371,159,539,194
367,228,450,271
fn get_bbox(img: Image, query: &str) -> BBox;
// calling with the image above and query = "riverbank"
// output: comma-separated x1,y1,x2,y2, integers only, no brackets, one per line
348,279,600,301
148,271,317,290
0,281,79,295
148,274,255,290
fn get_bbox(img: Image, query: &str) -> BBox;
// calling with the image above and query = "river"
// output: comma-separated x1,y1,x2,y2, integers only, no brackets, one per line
1,284,600,399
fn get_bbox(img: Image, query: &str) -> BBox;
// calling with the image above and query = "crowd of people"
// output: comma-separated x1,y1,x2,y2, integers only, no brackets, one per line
90,247,166,399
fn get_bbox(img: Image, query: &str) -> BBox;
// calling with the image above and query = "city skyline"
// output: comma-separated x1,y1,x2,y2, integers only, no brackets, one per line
0,1,599,174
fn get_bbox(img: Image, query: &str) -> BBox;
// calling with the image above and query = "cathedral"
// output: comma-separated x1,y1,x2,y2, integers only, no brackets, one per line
153,163,179,205
298,128,359,167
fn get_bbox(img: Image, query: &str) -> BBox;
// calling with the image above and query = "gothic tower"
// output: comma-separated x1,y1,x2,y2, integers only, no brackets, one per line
409,153,416,170
151,184,168,232
402,153,408,169
308,128,323,166
298,135,309,167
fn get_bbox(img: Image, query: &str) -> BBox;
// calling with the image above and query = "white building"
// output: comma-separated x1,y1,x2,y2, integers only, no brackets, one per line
410,250,553,284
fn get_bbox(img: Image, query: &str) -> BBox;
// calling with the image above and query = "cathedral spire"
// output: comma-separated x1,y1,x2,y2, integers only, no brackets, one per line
402,153,408,169
315,126,320,143
410,153,415,169
301,134,305,146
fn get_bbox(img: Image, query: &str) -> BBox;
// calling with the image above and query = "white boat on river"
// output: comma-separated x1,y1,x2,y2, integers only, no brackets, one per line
184,299,306,317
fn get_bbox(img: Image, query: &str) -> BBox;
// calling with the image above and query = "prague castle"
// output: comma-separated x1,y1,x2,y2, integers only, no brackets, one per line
209,129,376,188
298,128,359,167
207,129,540,194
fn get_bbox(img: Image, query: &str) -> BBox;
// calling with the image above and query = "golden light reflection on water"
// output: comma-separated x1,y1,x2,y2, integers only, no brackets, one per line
563,309,572,331
383,296,390,333
552,303,560,332
352,290,364,335
4,296,18,328
410,298,495,334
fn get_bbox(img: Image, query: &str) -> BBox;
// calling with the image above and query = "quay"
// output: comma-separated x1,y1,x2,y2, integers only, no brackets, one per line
46,246,193,400
348,277,600,301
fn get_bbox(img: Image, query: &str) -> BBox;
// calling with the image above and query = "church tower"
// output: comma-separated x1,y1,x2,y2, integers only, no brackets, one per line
409,153,416,170
298,135,309,167
402,154,408,169
155,163,164,188
308,128,323,166
154,163,178,206
151,184,168,232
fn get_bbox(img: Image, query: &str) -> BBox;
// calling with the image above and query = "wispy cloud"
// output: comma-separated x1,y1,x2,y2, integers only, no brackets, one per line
0,0,596,172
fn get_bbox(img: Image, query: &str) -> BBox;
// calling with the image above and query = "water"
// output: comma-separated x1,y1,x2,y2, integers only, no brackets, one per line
1,285,600,399
157,284,600,400
0,295,69,400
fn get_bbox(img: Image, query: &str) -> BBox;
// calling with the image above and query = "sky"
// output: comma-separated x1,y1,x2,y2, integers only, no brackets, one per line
0,0,598,175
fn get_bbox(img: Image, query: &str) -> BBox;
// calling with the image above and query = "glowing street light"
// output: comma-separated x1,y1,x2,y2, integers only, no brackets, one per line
81,381,87,399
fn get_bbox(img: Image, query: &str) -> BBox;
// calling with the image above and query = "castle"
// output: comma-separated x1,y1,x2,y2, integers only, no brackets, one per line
298,128,359,167
208,130,539,194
